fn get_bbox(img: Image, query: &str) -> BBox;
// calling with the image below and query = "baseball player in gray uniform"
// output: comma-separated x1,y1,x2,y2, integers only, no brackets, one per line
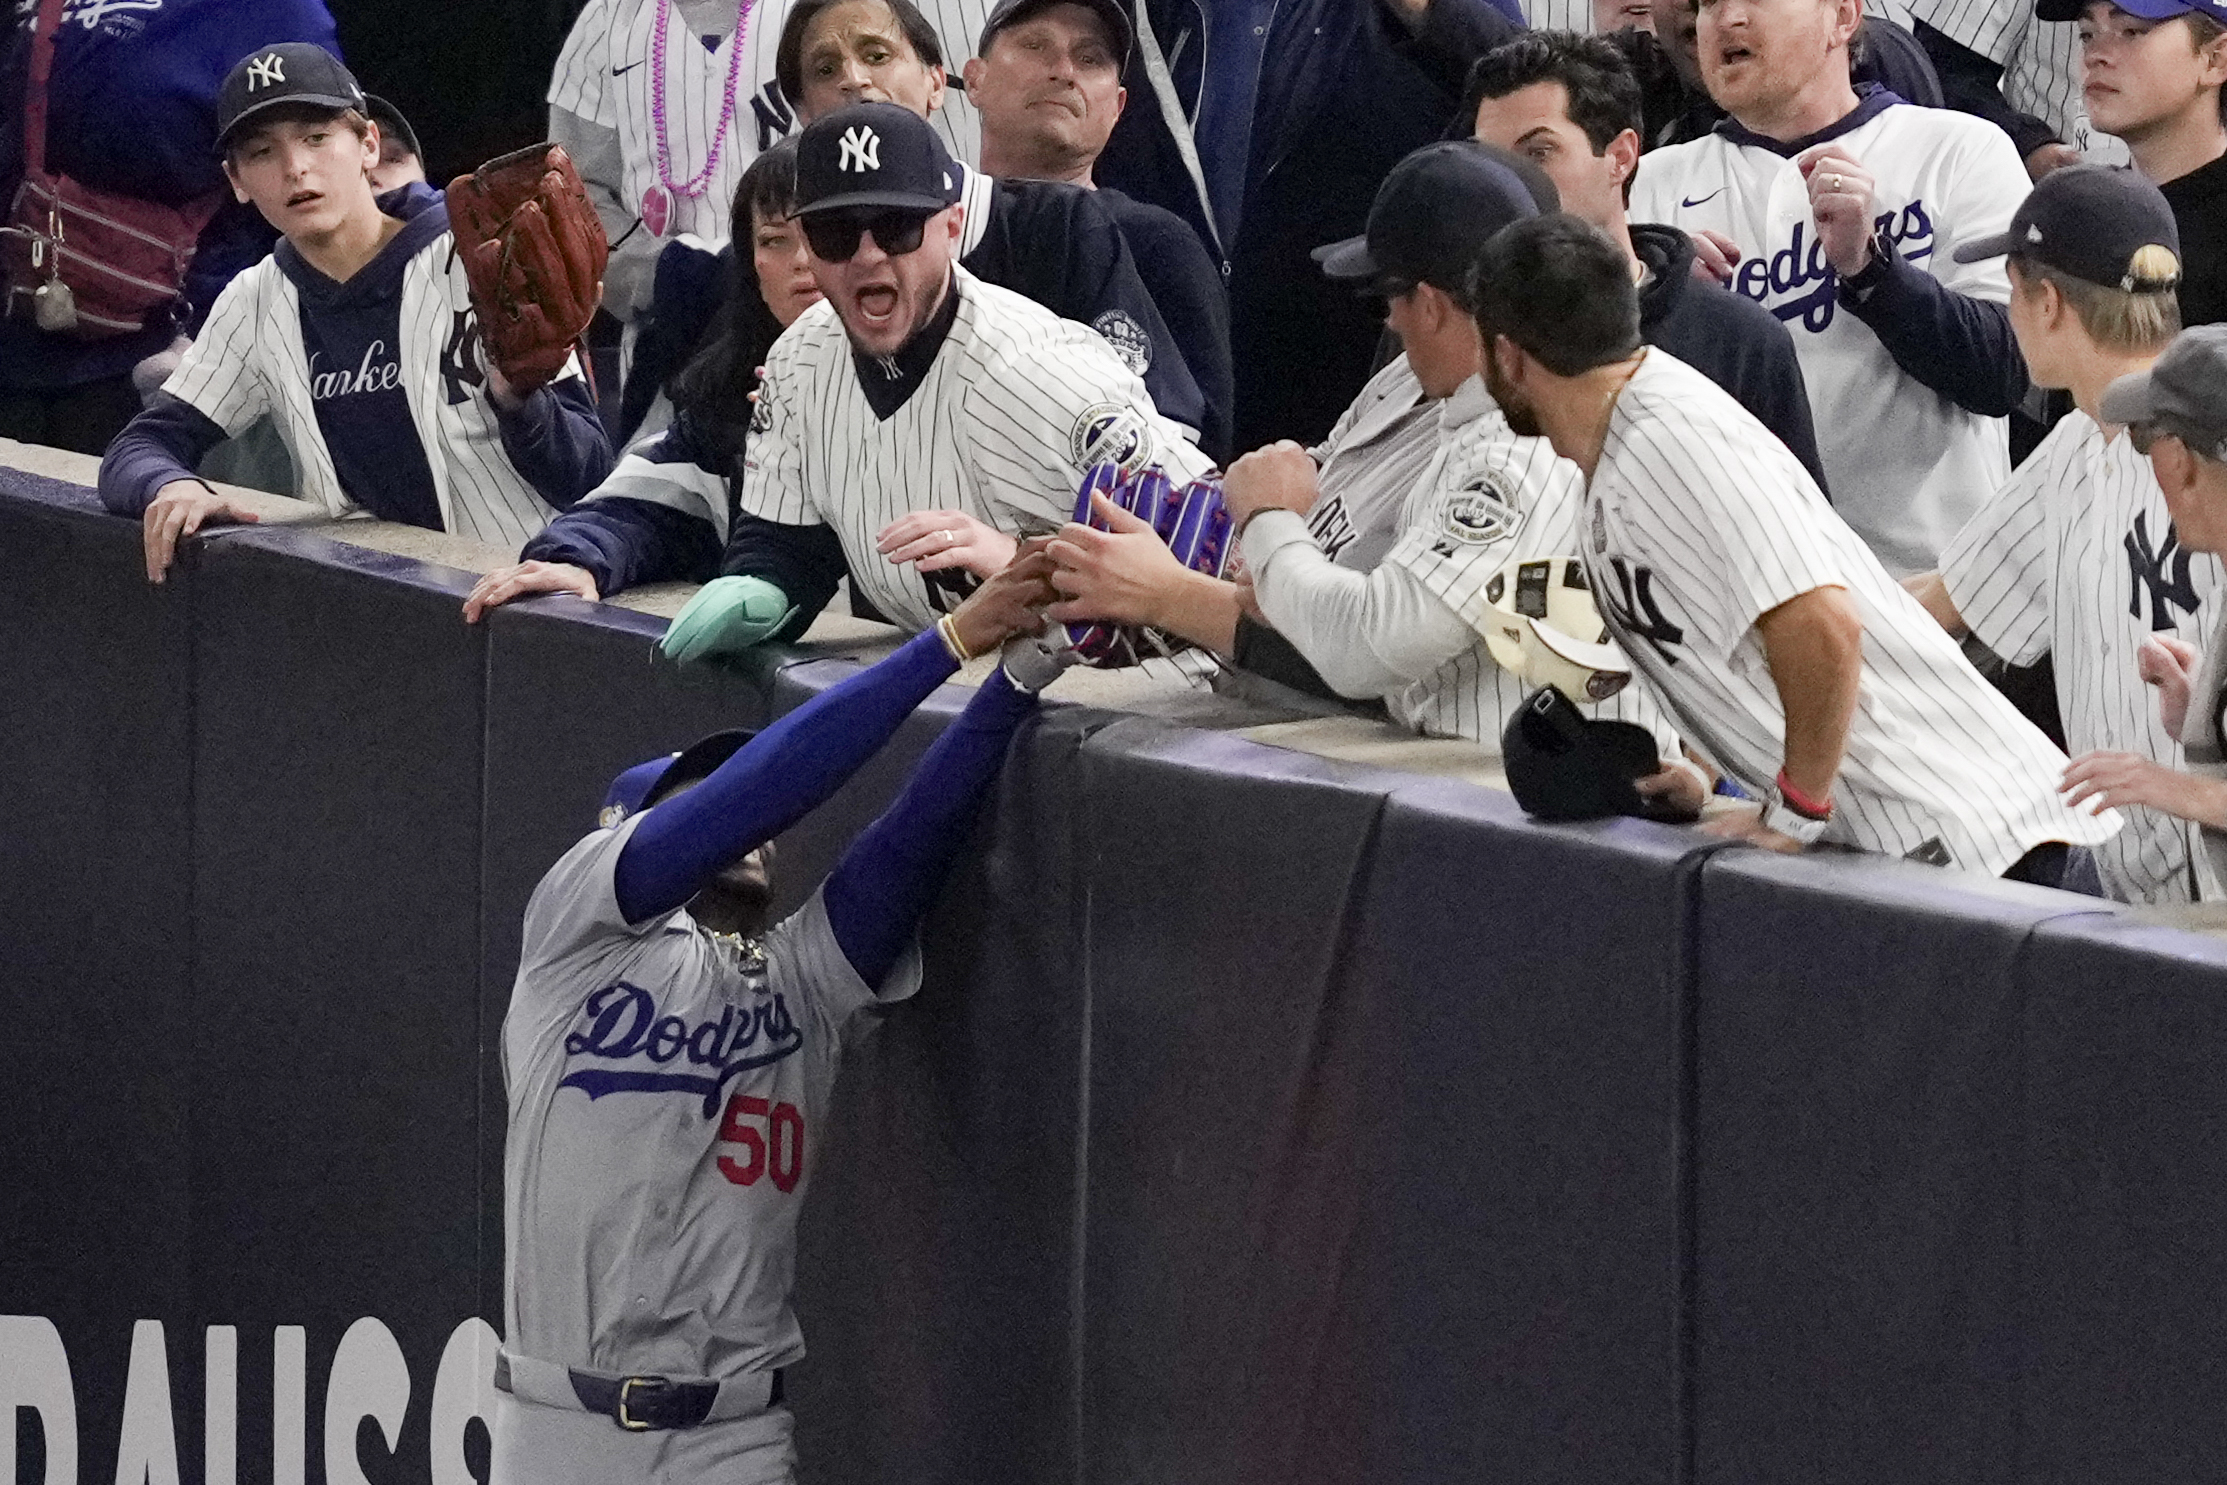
1473,213,2119,879
2068,326,2227,894
1910,166,2215,902
657,101,1210,660
495,552,1062,1485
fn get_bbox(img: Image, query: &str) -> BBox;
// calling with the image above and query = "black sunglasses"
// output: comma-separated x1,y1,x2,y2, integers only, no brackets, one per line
802,208,932,262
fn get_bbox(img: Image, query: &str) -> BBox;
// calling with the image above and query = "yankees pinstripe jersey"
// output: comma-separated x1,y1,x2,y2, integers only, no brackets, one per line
1518,0,1593,31
161,236,575,551
2179,606,2227,899
550,0,988,254
1304,354,1439,574
504,812,919,1384
1629,94,2030,575
1938,410,2221,902
1581,350,2119,874
1906,0,2130,163
738,266,1213,633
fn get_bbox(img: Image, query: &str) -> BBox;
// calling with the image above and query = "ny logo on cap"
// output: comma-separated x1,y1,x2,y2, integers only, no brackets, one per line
246,52,286,90
838,125,880,173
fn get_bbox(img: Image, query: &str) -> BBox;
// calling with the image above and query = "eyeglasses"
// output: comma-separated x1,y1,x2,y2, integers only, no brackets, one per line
801,208,932,262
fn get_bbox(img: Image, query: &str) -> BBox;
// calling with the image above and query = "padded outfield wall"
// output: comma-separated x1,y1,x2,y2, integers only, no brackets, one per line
5,457,2227,1485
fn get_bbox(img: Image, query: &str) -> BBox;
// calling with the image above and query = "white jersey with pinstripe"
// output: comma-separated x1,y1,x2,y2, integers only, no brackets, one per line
1374,388,1680,750
1905,0,2131,162
162,244,568,552
1579,349,2120,875
1304,354,1440,574
1938,409,2221,902
549,0,987,255
737,265,1212,634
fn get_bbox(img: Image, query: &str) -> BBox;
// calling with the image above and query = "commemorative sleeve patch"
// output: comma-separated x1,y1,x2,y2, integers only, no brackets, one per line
1070,401,1156,477
1441,471,1521,546
1090,310,1153,375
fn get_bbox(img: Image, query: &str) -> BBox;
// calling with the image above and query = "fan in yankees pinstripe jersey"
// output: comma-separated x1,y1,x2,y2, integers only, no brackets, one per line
657,102,1212,661
549,0,990,327
1908,0,2131,172
1911,163,2212,902
1475,214,2119,877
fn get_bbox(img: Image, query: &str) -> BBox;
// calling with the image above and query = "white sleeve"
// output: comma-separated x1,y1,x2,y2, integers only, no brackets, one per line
547,0,617,125
1243,510,1484,699
735,336,815,525
1937,431,2059,666
970,326,1216,533
161,273,273,436
1377,426,1582,634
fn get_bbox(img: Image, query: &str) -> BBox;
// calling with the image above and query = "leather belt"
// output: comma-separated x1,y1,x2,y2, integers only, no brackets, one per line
495,1351,783,1432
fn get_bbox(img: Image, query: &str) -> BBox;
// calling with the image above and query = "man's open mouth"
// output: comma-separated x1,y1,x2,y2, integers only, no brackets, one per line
856,284,899,323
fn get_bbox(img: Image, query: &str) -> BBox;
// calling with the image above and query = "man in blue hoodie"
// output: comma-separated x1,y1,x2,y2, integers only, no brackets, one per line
99,44,613,582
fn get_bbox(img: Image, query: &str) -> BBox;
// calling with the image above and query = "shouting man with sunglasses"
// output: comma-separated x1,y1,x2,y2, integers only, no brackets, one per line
660,101,1213,661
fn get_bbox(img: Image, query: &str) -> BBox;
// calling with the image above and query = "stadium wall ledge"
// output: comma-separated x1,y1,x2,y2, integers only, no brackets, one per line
5,444,2226,1485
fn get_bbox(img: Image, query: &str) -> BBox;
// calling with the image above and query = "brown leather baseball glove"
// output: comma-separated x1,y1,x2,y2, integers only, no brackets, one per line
446,143,607,395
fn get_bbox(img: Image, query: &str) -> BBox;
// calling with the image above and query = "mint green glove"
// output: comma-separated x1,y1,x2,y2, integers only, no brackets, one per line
658,575,797,661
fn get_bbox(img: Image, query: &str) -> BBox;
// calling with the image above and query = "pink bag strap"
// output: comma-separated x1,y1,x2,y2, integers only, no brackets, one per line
21,0,67,188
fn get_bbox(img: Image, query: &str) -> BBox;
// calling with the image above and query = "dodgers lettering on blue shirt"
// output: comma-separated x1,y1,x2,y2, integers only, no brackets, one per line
558,979,803,1117
1731,202,1937,334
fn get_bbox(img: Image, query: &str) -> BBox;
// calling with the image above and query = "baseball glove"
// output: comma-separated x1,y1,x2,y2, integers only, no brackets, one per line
1065,460,1234,667
446,143,607,395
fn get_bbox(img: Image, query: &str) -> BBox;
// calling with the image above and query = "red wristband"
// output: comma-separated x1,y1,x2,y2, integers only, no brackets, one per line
1776,768,1833,820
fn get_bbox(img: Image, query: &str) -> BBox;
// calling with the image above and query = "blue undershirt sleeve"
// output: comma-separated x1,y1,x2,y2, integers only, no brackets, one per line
494,376,617,512
612,628,958,924
99,393,229,516
521,497,723,597
822,668,1039,988
1839,248,2029,417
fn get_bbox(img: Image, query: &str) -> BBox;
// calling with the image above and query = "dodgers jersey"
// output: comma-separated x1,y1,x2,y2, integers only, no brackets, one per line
1581,350,2119,874
1303,354,1441,574
550,0,988,254
739,266,1213,633
1629,94,2029,575
503,812,920,1380
1940,411,2222,903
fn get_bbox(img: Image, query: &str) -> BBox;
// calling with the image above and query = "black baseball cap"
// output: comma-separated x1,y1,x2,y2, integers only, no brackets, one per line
1314,141,1557,294
1501,687,1696,824
1953,164,2181,292
977,0,1132,62
2103,325,2227,463
2036,0,2227,27
215,43,367,151
794,101,962,216
364,95,421,162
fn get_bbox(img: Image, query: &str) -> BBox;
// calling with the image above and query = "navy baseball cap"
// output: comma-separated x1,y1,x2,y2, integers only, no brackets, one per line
794,102,961,216
2036,0,2227,26
1314,141,1557,295
364,95,421,162
1501,687,1696,824
1953,164,2181,293
2103,325,2227,463
599,730,755,829
977,0,1132,62
216,44,367,151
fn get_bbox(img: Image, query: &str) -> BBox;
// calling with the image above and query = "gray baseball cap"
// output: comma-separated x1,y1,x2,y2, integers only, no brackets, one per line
2102,324,2227,463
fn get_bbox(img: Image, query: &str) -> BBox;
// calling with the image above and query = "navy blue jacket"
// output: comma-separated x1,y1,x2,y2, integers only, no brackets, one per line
0,0,340,390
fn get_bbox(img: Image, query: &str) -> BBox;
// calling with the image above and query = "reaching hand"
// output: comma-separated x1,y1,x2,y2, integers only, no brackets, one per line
1689,229,1742,285
1044,492,1188,627
948,546,1059,657
2025,142,2083,181
1635,759,1710,818
1796,143,1880,278
1703,801,1806,853
141,480,260,584
1221,441,1320,526
2061,749,2227,826
877,509,1019,580
2140,634,2200,740
462,560,600,623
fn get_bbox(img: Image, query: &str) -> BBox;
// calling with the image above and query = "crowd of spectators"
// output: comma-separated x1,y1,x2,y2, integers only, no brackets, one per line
7,0,2227,896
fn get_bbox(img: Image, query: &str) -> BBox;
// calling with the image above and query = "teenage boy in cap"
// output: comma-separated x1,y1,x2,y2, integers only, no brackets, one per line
2065,325,2227,892
97,44,613,580
1908,166,2220,903
2059,0,2227,326
963,0,1232,461
658,100,1212,660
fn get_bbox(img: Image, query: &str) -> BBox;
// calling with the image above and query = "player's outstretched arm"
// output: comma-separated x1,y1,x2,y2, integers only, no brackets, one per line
820,654,1050,990
1046,492,1243,656
614,552,1058,924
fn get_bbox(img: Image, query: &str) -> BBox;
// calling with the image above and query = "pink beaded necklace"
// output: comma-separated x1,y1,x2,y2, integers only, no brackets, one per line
642,0,754,237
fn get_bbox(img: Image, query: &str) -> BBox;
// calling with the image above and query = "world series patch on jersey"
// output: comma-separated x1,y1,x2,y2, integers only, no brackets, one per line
1582,350,2120,876
1941,411,2224,903
737,268,1212,633
503,813,921,1382
1629,96,2030,576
